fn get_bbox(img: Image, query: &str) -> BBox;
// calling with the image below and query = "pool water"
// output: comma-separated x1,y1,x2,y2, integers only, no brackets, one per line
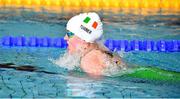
0,7,180,98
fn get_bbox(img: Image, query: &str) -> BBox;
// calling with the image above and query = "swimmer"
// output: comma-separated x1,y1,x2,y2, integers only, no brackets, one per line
64,12,127,76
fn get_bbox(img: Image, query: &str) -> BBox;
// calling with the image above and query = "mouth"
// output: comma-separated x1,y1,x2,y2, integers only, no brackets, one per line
67,47,69,50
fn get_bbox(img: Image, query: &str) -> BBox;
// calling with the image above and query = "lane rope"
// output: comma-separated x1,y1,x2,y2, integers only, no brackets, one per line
0,36,179,52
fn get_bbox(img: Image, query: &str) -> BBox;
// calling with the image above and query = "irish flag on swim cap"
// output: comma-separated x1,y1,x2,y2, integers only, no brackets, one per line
83,16,98,29
66,12,103,43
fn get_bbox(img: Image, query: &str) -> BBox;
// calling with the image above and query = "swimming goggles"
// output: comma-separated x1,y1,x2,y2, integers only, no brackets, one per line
67,31,74,38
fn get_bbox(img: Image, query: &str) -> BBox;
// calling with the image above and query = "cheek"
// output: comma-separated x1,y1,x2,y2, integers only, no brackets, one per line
68,39,81,53
69,40,79,49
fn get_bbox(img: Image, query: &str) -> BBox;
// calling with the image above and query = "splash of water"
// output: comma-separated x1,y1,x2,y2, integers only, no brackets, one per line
51,52,82,71
102,57,127,76
50,50,128,76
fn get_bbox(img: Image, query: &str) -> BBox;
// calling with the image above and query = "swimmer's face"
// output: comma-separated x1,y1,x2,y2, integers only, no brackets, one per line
64,32,85,54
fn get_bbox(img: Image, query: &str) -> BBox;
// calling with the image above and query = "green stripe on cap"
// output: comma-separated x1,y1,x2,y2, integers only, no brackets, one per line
83,17,91,23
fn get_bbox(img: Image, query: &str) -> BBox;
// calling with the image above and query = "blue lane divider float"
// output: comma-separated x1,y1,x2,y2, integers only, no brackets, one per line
0,36,179,52
0,36,67,48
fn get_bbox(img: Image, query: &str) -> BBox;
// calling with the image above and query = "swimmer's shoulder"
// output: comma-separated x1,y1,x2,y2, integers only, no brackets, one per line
80,49,107,76
95,49,123,66
82,49,105,61
82,49,116,62
81,49,106,66
81,49,123,66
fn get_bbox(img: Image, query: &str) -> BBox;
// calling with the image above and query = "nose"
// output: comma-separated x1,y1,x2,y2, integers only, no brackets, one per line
64,34,69,41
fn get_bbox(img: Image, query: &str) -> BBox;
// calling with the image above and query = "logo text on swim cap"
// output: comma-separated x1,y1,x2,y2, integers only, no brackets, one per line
80,25,92,34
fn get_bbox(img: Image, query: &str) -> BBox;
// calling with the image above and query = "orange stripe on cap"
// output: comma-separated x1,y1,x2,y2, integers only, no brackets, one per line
92,21,98,29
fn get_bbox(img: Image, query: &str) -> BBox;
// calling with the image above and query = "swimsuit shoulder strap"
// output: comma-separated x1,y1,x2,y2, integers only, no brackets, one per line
103,51,114,58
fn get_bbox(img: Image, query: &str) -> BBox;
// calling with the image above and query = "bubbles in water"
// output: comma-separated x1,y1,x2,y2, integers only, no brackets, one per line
50,52,81,71
117,50,125,58
103,58,127,76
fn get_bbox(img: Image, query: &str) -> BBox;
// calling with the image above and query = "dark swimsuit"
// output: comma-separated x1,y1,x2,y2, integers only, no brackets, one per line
103,51,121,65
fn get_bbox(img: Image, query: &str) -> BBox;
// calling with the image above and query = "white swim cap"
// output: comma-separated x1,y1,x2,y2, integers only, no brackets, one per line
66,12,103,43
